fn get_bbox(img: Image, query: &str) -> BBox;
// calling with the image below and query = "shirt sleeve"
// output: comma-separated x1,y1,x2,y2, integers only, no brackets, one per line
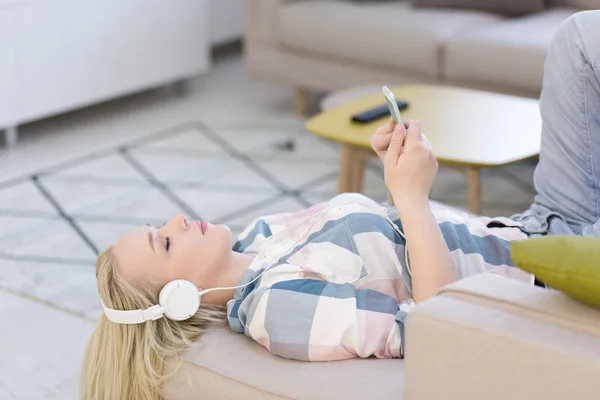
238,279,406,361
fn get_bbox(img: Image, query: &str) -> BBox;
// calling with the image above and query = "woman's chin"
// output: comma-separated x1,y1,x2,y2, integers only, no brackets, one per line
214,223,233,241
212,223,230,233
223,224,233,238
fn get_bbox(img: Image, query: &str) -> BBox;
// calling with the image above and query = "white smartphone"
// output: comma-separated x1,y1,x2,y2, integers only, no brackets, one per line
382,86,405,126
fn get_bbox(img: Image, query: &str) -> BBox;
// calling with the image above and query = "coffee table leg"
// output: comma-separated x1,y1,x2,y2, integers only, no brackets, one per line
339,144,366,193
339,144,354,193
294,87,309,116
351,151,366,192
466,166,482,214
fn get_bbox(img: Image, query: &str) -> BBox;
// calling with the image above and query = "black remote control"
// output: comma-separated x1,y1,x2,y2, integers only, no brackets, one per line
351,100,409,124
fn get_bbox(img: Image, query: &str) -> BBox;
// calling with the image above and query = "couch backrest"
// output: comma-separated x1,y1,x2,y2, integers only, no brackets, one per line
548,0,599,9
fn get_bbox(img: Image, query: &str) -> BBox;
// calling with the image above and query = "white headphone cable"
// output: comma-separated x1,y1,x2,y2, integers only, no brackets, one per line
206,202,411,296
221,202,411,296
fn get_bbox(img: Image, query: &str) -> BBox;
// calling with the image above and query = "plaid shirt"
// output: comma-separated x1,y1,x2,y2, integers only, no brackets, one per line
227,194,530,361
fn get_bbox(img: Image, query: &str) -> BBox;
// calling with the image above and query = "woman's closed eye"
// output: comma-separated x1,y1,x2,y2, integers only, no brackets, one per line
145,223,170,252
145,223,166,228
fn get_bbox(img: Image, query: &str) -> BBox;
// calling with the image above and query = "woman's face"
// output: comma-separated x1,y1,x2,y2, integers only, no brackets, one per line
112,215,233,289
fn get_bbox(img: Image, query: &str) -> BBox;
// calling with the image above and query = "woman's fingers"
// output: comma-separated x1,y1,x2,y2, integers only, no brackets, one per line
372,119,396,150
386,117,396,131
421,133,432,149
372,131,389,151
378,133,393,149
376,119,395,136
384,124,406,167
403,120,422,147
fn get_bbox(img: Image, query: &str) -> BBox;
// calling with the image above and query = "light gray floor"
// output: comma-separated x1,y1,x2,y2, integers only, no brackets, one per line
0,50,536,399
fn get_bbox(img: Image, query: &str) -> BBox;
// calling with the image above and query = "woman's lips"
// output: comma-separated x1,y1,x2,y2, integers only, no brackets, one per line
196,220,208,234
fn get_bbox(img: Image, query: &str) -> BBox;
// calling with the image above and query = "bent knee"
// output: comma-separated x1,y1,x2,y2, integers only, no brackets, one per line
557,10,600,64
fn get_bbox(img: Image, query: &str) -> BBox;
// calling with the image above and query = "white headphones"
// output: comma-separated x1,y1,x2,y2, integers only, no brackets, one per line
102,201,410,325
102,275,267,325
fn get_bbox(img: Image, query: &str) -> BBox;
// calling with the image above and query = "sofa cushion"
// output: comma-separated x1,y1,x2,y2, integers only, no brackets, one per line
276,1,502,78
412,0,545,17
407,274,600,400
164,325,403,400
444,8,577,94
549,0,600,9
511,236,600,309
438,273,600,331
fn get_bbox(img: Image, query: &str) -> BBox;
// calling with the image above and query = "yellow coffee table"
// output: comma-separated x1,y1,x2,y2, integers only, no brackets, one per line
305,85,542,214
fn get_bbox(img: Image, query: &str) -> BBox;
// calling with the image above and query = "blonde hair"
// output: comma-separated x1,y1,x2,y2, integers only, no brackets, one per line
81,247,226,400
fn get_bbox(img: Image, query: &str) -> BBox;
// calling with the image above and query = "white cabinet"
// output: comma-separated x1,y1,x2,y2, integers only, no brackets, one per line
0,0,210,145
0,11,17,128
210,0,244,45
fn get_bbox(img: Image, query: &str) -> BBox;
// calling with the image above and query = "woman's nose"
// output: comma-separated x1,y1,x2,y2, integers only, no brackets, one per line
161,215,188,232
177,215,189,229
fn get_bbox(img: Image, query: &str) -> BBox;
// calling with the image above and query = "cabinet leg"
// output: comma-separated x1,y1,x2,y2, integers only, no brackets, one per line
3,126,18,147
171,79,193,95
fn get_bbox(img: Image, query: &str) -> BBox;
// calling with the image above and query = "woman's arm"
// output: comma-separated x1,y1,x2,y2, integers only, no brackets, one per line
383,121,458,303
396,201,457,303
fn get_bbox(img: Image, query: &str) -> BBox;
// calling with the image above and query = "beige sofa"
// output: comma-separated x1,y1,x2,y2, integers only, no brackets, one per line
164,273,600,399
245,0,596,114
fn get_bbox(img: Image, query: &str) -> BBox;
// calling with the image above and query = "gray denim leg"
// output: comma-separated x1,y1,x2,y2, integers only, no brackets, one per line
520,11,600,235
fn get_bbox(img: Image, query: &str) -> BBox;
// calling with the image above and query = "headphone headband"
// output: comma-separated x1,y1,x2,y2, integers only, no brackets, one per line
102,303,164,324
102,280,202,325
101,276,261,325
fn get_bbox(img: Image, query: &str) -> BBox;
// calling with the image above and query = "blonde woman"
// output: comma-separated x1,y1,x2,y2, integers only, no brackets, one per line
83,11,600,397
82,118,535,400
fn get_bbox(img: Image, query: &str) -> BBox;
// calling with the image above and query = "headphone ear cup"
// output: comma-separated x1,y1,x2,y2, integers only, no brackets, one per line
158,280,200,321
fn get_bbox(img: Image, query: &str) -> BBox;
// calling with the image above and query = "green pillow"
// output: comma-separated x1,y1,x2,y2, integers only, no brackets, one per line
511,236,600,309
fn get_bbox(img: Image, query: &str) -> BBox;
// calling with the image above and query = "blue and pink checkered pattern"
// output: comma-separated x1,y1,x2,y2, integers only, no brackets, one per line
227,194,531,361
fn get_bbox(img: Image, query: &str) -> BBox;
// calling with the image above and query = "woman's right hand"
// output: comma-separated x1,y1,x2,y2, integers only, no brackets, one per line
370,118,396,163
383,120,438,212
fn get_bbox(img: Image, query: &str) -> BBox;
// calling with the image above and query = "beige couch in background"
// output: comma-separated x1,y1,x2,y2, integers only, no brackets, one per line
164,273,600,399
245,0,596,114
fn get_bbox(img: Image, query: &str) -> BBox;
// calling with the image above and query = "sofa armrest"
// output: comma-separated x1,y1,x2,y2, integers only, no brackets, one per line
245,0,294,45
405,274,600,400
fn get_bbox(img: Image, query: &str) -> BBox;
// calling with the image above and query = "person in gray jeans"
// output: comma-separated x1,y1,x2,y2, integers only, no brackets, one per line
512,10,600,236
